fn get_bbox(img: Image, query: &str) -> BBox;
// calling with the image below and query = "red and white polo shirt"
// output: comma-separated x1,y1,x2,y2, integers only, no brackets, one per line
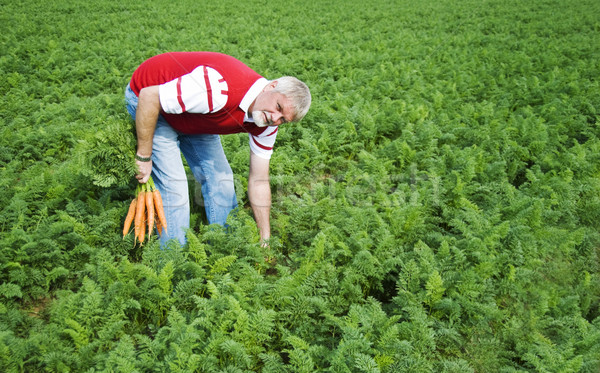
130,52,278,159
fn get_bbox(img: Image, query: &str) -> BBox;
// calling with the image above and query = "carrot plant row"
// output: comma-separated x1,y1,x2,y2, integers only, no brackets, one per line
1,0,599,371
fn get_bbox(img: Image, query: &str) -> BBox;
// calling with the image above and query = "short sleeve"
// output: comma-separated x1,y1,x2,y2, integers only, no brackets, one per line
158,66,228,114
249,126,278,159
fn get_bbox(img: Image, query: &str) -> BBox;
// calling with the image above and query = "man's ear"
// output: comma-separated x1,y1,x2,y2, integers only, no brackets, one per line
263,80,278,91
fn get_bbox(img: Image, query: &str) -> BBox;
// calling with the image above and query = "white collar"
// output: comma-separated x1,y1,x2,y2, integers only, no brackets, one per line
240,78,269,120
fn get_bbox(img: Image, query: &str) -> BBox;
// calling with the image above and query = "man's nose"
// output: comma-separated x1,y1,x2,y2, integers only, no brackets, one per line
271,112,283,124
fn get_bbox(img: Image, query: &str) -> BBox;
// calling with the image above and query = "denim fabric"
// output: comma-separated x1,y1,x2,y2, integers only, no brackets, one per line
125,84,238,247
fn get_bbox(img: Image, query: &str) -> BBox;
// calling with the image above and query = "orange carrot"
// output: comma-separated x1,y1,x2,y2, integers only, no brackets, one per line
135,186,146,243
148,177,168,236
145,187,154,238
123,198,137,237
152,189,167,234
155,212,163,236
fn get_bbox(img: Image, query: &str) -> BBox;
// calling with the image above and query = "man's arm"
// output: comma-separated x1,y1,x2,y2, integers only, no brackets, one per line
135,85,160,183
248,151,271,243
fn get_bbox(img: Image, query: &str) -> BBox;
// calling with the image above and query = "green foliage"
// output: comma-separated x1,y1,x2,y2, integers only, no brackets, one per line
77,117,139,188
1,0,599,371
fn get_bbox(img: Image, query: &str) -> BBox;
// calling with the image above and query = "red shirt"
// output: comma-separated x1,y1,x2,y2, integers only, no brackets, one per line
130,52,278,157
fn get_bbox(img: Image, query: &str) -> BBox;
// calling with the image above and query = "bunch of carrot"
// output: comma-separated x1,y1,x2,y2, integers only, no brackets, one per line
122,176,167,244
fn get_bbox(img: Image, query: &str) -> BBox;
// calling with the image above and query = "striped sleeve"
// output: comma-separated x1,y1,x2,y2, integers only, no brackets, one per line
249,126,278,159
158,66,228,114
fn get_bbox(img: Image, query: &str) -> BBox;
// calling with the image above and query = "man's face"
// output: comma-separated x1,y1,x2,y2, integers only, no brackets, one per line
251,82,295,127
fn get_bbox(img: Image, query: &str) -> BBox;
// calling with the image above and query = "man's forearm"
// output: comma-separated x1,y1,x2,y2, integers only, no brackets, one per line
136,86,160,157
248,152,272,242
248,177,271,241
134,86,160,183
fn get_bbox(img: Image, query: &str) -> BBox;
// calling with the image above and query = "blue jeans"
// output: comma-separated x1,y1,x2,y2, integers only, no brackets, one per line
125,84,238,247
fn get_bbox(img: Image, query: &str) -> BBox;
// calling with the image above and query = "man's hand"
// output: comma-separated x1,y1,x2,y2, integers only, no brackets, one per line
135,158,153,184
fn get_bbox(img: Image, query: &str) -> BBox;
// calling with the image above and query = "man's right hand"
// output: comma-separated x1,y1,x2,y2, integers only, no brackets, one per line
135,158,153,184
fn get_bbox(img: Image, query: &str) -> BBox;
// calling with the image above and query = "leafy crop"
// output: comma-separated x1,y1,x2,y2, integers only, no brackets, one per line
1,0,600,371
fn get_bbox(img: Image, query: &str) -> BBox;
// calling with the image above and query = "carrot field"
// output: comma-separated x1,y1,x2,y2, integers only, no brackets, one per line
1,0,600,371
